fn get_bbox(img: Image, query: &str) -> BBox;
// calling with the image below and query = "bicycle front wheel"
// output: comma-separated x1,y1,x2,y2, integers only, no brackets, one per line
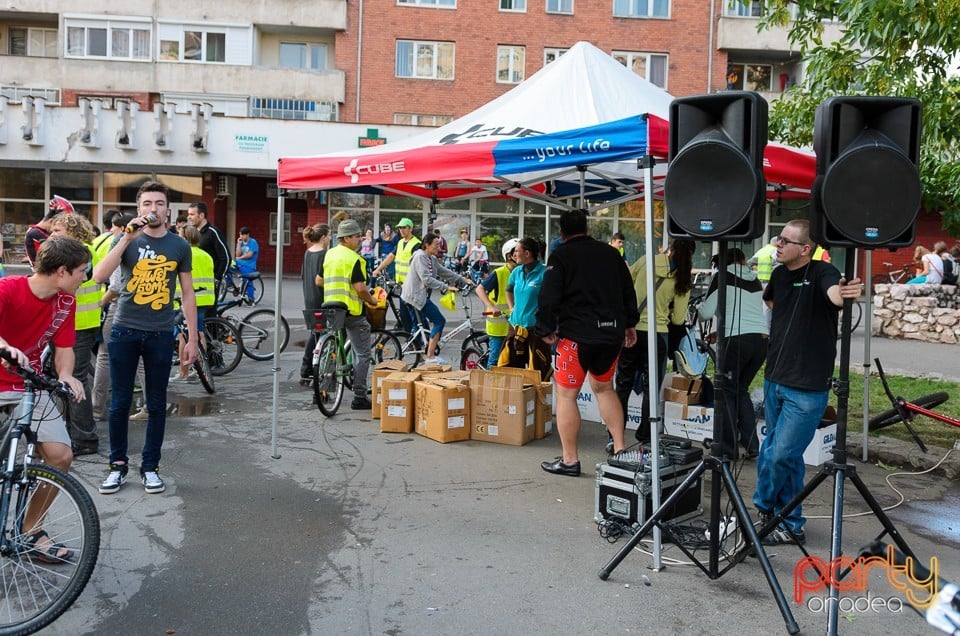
460,347,487,370
239,309,290,361
0,465,99,635
314,335,343,416
868,392,949,431
203,317,243,375
194,344,216,394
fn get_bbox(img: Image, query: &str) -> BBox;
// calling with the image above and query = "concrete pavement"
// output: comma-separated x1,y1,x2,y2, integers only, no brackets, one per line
36,276,960,634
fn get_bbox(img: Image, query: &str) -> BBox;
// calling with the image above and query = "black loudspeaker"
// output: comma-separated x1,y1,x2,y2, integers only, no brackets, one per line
665,92,768,240
811,97,922,248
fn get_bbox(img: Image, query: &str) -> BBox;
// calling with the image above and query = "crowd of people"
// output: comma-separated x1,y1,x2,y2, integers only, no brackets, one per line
2,194,956,557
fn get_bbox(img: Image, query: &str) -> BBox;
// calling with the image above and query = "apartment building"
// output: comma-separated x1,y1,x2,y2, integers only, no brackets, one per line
0,0,833,272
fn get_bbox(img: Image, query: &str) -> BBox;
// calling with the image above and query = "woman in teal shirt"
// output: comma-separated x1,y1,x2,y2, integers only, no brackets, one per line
506,237,547,328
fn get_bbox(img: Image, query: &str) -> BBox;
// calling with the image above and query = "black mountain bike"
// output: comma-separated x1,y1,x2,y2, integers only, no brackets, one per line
0,349,100,635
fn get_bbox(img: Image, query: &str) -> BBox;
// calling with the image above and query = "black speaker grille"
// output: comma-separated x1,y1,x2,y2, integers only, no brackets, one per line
665,140,758,238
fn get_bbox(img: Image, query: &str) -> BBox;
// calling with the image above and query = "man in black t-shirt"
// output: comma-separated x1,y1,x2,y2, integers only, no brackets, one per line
753,220,862,546
186,201,229,317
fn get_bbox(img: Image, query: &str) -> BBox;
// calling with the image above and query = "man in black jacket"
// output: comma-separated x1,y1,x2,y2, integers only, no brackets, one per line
535,209,639,476
186,201,230,314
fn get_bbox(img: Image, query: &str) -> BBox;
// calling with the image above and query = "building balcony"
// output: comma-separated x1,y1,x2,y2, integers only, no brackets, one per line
0,56,346,104
717,16,842,56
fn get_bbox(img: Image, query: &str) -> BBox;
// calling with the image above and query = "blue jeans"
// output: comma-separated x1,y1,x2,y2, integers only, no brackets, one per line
753,380,829,533
108,326,175,469
417,300,446,341
487,334,506,368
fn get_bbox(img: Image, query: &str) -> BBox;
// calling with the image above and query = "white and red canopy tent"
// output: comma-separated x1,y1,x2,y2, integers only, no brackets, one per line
269,45,817,558
277,41,815,208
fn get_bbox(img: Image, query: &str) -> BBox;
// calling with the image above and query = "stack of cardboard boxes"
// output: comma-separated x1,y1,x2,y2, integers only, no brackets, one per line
660,372,837,466
370,360,554,446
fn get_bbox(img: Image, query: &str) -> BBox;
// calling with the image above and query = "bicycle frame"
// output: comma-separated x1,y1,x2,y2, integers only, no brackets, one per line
0,382,41,556
401,287,480,360
875,358,959,453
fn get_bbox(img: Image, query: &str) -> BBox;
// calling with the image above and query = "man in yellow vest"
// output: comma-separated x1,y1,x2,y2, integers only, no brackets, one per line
372,217,421,332
476,238,519,368
49,213,103,455
172,225,216,380
321,219,377,410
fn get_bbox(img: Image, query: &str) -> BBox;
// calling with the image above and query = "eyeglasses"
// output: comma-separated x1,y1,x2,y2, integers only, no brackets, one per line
776,235,807,248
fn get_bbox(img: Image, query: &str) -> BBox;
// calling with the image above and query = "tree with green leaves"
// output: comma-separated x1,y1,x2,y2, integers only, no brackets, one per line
758,0,960,235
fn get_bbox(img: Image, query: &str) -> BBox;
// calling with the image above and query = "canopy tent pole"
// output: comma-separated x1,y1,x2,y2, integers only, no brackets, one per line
270,194,285,460
640,154,663,569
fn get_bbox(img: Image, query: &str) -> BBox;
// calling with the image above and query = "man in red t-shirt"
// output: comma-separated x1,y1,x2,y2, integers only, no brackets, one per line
0,235,89,563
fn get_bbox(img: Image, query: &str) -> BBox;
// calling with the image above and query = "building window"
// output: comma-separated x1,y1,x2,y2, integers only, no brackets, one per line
500,0,527,11
279,42,327,70
397,0,456,6
0,86,60,104
613,51,668,88
723,0,762,17
496,45,525,84
613,0,669,18
726,63,772,91
396,41,455,80
8,27,57,57
544,48,568,64
159,29,225,62
546,0,573,14
269,213,291,247
394,113,454,126
251,98,338,121
65,18,151,60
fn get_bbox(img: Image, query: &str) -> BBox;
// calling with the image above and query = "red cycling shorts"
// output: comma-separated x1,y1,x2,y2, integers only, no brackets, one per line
553,338,621,389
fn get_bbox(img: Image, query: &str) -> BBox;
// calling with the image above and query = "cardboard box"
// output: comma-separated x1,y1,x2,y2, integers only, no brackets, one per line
371,360,410,419
379,371,420,433
416,362,453,375
757,418,838,467
470,370,536,446
414,379,470,443
662,400,715,442
661,373,702,405
536,381,554,439
428,370,471,384
491,368,553,439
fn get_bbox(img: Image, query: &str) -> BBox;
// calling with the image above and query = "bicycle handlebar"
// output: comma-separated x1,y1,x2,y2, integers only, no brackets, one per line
0,348,74,398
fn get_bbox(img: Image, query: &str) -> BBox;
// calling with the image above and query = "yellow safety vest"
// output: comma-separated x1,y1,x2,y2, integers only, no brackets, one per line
74,243,103,331
484,265,512,337
92,232,115,261
395,236,421,283
323,244,364,316
755,243,776,283
191,246,216,307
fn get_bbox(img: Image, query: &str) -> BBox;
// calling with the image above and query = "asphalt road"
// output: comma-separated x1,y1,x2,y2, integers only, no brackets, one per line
39,276,960,635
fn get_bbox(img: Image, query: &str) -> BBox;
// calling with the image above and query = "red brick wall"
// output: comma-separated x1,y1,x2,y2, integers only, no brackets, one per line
235,177,309,274
61,89,153,110
336,0,719,125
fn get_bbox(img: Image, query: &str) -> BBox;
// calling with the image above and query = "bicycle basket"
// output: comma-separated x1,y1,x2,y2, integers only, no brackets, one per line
365,305,387,330
302,308,347,332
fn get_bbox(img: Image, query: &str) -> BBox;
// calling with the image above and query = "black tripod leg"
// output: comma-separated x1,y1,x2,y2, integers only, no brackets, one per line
846,467,918,560
721,462,800,635
598,460,708,580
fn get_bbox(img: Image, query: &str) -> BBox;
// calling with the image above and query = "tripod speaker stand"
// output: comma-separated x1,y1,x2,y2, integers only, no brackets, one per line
597,242,800,635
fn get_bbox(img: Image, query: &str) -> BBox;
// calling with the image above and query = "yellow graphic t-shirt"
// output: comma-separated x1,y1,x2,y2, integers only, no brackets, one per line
114,231,192,331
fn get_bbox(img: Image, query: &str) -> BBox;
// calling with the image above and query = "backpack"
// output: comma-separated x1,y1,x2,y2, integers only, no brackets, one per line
942,258,958,285
674,328,709,378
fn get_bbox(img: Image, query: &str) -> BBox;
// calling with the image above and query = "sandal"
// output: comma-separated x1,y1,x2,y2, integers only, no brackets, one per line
24,530,74,564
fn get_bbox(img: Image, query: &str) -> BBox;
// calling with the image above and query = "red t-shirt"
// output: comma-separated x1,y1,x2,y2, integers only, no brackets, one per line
0,276,76,392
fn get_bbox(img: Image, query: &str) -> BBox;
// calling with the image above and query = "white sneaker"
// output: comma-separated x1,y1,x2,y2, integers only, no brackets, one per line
140,469,165,494
99,464,127,494
129,408,149,421
423,356,448,365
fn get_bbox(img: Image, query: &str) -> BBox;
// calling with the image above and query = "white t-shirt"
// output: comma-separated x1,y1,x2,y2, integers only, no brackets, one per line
469,244,488,264
922,252,943,283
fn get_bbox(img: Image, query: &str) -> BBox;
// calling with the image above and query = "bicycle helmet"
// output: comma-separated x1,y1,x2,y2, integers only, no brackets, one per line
501,238,520,260
46,195,75,219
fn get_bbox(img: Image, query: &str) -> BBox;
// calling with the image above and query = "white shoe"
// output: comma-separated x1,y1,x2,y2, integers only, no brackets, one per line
129,408,149,421
423,356,448,365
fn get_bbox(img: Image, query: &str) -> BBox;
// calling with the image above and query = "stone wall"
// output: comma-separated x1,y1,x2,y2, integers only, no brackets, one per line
872,284,960,343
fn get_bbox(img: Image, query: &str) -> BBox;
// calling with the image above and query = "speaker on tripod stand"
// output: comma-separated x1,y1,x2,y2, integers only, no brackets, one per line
599,92,803,636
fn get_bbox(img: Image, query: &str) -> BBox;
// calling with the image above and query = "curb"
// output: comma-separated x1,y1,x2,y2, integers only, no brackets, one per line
846,435,959,479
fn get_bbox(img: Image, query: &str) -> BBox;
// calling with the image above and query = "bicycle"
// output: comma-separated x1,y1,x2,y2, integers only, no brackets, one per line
393,285,485,367
305,305,402,416
0,349,100,635
869,357,955,453
871,261,911,289
172,309,215,394
217,267,264,306
216,297,290,362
